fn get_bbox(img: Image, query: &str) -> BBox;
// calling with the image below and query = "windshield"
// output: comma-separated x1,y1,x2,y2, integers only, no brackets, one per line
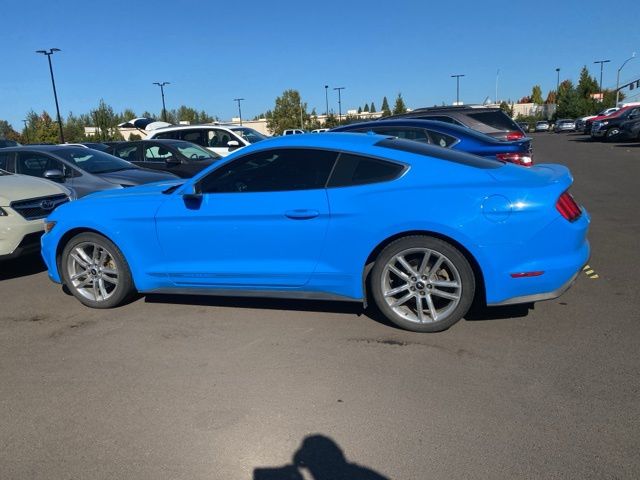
171,142,220,161
54,147,137,174
230,127,268,143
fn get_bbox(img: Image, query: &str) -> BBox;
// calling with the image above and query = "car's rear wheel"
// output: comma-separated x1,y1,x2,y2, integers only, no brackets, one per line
605,128,621,141
61,232,134,308
371,236,475,332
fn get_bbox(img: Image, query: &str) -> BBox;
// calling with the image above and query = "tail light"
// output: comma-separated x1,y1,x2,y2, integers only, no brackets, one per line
506,131,525,140
556,191,582,222
496,152,533,166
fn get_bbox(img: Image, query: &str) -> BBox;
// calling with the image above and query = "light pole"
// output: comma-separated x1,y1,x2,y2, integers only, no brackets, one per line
324,85,329,117
616,53,636,105
36,48,64,143
451,74,465,105
21,119,28,143
495,69,500,104
153,82,170,122
333,87,345,122
593,59,611,95
233,98,244,125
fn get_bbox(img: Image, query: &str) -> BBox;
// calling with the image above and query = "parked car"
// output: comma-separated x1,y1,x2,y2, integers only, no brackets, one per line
554,119,576,133
591,106,640,141
41,133,589,333
0,139,20,149
311,128,330,133
384,106,526,141
534,121,550,132
65,142,111,151
584,105,638,135
330,119,534,166
575,108,619,133
0,170,72,260
619,116,640,141
0,146,178,197
147,125,267,157
283,129,306,135
108,140,221,178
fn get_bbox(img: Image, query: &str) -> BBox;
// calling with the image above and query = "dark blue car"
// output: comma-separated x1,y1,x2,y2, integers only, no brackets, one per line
331,119,533,166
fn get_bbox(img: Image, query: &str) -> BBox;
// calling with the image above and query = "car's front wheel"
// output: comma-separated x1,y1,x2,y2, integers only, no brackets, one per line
605,128,621,141
61,232,135,308
371,236,475,332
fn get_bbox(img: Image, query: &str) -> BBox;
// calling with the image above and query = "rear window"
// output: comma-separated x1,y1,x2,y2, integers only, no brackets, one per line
375,137,503,169
467,110,520,131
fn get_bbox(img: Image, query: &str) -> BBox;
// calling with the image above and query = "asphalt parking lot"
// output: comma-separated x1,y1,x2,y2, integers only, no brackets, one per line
1,133,639,479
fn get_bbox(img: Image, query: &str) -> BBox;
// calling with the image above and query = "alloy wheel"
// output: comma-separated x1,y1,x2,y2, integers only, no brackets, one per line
66,242,119,302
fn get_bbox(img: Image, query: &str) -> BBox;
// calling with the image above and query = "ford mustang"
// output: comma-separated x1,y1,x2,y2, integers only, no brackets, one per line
40,133,590,332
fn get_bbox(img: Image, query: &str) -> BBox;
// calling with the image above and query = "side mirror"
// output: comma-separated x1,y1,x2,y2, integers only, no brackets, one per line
43,169,65,181
182,182,203,207
165,156,180,166
227,140,240,150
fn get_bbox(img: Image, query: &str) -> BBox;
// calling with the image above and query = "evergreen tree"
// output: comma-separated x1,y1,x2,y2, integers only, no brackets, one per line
381,97,391,117
531,85,544,104
577,66,599,99
357,106,362,114
363,103,369,112
370,102,376,113
0,120,21,141
392,93,407,115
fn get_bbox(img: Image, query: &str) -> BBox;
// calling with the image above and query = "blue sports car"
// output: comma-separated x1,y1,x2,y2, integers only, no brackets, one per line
40,133,589,332
331,119,534,166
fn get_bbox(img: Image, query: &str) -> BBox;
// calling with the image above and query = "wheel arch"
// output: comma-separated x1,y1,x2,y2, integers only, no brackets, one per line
361,230,486,308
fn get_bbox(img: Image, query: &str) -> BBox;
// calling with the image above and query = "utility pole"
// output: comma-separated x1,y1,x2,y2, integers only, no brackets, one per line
21,119,28,143
495,69,500,104
36,48,64,143
616,53,636,105
333,87,345,122
451,74,465,105
593,59,611,96
233,98,244,125
324,85,329,117
153,82,170,122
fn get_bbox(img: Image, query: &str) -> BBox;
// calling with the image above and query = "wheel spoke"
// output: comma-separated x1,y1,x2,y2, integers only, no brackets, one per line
98,279,108,299
70,270,88,281
425,294,438,321
76,277,93,288
70,252,89,268
101,268,117,276
93,282,99,301
431,280,459,288
98,249,108,266
101,274,118,285
428,256,445,277
430,288,460,301
416,297,426,323
75,247,92,265
391,292,415,307
418,251,431,274
397,255,417,276
384,283,410,297
92,246,100,262
388,264,410,281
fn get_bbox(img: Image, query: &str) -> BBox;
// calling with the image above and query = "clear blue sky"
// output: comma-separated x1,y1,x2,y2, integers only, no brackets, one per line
2,0,639,129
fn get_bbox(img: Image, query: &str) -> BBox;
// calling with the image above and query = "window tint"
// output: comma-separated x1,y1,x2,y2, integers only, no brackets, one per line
467,111,520,131
375,138,503,169
368,127,430,144
200,148,337,193
16,153,65,178
413,115,464,126
145,144,173,161
328,153,404,188
0,152,12,170
153,130,179,140
178,129,206,146
426,130,458,148
207,129,239,148
114,144,138,162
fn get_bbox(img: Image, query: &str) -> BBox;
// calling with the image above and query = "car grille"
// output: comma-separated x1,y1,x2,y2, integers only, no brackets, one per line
10,194,69,220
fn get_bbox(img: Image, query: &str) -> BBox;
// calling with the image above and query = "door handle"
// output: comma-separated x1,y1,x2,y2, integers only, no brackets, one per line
285,209,319,220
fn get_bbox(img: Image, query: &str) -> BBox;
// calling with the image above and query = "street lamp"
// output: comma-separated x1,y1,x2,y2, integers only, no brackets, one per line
451,74,465,105
616,53,636,105
233,98,244,125
324,85,329,117
35,48,64,143
495,69,500,104
153,82,170,122
333,87,345,122
593,59,611,94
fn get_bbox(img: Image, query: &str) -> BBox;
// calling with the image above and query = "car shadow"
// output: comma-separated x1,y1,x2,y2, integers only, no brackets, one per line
0,254,47,281
144,293,531,329
253,433,390,480
614,143,640,147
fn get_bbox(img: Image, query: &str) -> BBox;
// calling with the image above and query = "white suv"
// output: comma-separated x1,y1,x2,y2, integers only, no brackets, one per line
146,125,268,157
0,170,72,260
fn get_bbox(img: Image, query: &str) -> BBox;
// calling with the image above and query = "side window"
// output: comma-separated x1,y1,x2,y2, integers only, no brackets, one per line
328,153,404,188
179,129,206,147
16,153,64,178
425,130,458,148
144,144,172,162
370,127,429,144
114,145,138,162
199,148,337,193
0,152,13,170
207,129,237,148
153,131,179,140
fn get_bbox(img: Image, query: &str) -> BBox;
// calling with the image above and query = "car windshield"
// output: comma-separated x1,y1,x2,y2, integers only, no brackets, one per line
230,127,268,143
171,143,220,161
54,147,137,174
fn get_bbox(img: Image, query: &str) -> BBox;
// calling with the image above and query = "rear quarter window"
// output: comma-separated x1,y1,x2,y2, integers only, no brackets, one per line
328,153,405,187
467,110,520,131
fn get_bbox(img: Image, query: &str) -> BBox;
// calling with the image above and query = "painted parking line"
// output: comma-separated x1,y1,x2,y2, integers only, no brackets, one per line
582,265,599,279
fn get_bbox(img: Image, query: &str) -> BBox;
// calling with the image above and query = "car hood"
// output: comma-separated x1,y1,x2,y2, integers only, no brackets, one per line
0,173,69,205
97,168,179,186
84,179,184,200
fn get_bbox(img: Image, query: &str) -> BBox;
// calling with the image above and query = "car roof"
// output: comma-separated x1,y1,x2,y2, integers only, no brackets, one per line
150,124,236,133
1,145,92,153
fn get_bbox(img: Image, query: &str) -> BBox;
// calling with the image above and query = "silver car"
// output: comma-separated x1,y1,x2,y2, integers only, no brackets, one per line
0,146,179,197
554,119,576,133
534,121,550,132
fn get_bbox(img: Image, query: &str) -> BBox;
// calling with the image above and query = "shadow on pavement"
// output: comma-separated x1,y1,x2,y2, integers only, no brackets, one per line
254,434,389,480
0,254,46,281
614,143,640,147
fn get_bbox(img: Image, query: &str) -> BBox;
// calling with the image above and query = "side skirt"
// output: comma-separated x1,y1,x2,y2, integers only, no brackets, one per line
143,287,363,303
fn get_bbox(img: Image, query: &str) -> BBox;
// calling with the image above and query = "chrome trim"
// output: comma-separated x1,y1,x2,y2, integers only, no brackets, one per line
143,287,362,303
487,270,580,307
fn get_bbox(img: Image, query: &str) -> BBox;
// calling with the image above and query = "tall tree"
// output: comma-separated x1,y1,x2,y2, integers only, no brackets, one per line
363,103,369,112
370,102,376,113
357,106,362,114
266,89,309,135
531,85,544,104
90,100,123,141
392,93,407,115
381,97,391,117
577,66,599,99
0,120,20,141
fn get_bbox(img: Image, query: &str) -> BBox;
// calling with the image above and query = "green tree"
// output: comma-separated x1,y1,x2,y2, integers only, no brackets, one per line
381,97,391,117
266,89,309,135
545,90,557,104
499,101,514,117
90,100,124,141
31,112,60,144
323,113,340,129
576,66,599,99
531,85,544,104
363,103,369,112
0,120,20,141
556,80,584,118
357,106,362,114
370,102,376,113
392,93,407,115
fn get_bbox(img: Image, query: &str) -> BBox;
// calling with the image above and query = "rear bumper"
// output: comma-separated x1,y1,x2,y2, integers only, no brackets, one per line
488,268,581,306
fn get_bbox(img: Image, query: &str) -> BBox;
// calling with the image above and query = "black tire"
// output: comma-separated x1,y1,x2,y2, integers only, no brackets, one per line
370,236,475,332
605,128,620,142
60,232,135,309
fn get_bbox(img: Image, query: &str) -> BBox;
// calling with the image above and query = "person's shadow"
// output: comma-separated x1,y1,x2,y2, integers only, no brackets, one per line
254,434,389,480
